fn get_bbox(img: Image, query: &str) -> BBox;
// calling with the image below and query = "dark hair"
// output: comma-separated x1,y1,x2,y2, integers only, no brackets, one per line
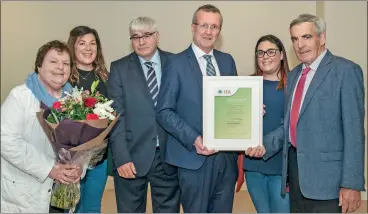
254,34,290,89
34,40,72,73
67,26,108,84
192,4,223,28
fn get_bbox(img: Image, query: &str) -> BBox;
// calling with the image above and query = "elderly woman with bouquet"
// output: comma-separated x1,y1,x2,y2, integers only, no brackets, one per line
1,40,82,213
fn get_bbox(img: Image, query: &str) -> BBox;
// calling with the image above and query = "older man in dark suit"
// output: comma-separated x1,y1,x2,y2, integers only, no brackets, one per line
107,17,180,213
249,14,365,213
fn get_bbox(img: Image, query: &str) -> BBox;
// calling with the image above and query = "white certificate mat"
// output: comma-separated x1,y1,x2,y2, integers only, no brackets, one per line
203,76,263,151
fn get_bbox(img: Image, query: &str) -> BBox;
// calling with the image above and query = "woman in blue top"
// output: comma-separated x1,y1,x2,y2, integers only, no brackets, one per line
67,26,110,213
243,34,290,213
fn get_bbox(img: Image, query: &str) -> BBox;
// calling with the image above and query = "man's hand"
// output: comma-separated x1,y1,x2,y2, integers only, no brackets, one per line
194,136,217,156
117,162,137,179
245,145,266,158
339,187,361,213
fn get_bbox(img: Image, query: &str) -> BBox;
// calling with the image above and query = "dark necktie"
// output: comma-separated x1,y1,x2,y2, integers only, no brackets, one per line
144,62,158,106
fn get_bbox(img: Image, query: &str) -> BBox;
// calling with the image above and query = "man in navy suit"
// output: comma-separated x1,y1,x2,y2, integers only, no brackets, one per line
107,17,180,213
248,14,365,213
156,4,239,213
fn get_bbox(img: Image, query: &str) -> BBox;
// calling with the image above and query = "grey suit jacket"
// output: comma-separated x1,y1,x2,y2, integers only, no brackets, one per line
263,50,365,200
107,49,176,176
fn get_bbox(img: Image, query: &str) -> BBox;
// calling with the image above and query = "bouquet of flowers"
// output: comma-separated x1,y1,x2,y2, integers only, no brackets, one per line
36,80,120,211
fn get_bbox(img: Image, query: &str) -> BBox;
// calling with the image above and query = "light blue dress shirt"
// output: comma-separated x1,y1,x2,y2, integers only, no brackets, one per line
138,49,162,89
138,49,161,147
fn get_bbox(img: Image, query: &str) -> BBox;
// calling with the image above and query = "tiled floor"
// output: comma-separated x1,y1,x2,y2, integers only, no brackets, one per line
101,186,368,213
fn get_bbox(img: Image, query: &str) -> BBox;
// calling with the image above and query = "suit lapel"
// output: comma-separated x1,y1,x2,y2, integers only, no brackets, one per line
284,64,302,133
159,48,167,70
213,50,225,76
298,51,333,118
285,65,302,118
186,46,203,88
129,53,155,107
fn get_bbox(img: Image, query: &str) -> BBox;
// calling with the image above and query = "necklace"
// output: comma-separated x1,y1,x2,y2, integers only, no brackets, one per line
79,71,93,80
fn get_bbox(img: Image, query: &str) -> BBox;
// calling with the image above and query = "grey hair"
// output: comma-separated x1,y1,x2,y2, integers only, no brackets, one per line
129,17,158,36
290,14,326,35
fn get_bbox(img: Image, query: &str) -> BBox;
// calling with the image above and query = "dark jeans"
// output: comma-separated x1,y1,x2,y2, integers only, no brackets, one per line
49,205,64,213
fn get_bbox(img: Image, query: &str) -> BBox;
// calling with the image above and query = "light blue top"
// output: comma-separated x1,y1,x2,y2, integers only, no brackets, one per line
138,49,161,147
138,49,162,89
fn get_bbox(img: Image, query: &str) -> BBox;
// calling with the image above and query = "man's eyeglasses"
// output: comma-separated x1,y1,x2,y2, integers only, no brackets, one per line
193,23,220,32
256,49,280,58
130,32,156,42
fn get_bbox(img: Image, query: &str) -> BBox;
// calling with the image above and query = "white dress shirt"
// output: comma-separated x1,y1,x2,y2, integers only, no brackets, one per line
191,43,220,76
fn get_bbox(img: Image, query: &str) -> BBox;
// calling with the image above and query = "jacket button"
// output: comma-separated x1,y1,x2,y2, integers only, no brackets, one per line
48,189,51,192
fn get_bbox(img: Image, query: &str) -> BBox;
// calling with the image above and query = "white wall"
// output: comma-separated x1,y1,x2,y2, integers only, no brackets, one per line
1,1,316,101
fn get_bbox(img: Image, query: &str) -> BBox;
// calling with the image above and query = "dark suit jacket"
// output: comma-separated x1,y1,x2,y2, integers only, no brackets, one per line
263,50,365,200
107,49,176,176
156,46,238,170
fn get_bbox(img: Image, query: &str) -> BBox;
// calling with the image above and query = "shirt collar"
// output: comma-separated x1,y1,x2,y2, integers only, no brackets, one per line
191,43,214,60
302,49,327,71
138,49,161,66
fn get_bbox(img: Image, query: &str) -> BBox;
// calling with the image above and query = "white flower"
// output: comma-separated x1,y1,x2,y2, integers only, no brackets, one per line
93,100,115,120
64,86,83,103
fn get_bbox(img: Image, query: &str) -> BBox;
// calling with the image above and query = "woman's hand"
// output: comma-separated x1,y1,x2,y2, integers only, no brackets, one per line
48,163,82,184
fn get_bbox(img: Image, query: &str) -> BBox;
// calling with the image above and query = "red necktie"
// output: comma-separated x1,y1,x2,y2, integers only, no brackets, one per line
290,67,311,147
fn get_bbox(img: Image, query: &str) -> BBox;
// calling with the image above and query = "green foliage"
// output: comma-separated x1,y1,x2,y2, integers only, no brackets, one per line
50,183,80,209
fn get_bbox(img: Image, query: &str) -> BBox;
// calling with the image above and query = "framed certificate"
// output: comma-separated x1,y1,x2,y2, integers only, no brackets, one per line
203,76,263,151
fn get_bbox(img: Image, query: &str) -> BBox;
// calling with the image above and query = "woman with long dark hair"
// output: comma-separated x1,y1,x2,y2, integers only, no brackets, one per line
67,25,110,213
243,34,290,213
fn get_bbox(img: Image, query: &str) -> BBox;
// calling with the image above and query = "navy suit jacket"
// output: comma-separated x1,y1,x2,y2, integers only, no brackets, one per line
107,49,176,176
156,46,238,170
263,50,365,200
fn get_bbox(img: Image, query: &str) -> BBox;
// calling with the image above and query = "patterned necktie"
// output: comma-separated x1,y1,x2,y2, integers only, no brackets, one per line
203,55,216,76
290,67,311,147
144,62,158,106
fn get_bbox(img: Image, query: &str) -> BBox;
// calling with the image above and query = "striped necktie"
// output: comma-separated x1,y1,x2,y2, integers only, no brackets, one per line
144,62,159,106
203,55,216,76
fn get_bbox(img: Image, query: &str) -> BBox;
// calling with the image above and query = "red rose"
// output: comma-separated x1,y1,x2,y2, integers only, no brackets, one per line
84,97,97,108
52,101,62,109
86,113,99,120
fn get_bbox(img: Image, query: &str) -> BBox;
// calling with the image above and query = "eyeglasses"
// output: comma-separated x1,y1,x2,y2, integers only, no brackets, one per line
256,49,280,58
130,32,156,42
193,23,220,32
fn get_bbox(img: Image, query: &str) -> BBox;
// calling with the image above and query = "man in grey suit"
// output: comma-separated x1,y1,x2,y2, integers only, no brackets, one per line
248,14,365,213
107,17,180,213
